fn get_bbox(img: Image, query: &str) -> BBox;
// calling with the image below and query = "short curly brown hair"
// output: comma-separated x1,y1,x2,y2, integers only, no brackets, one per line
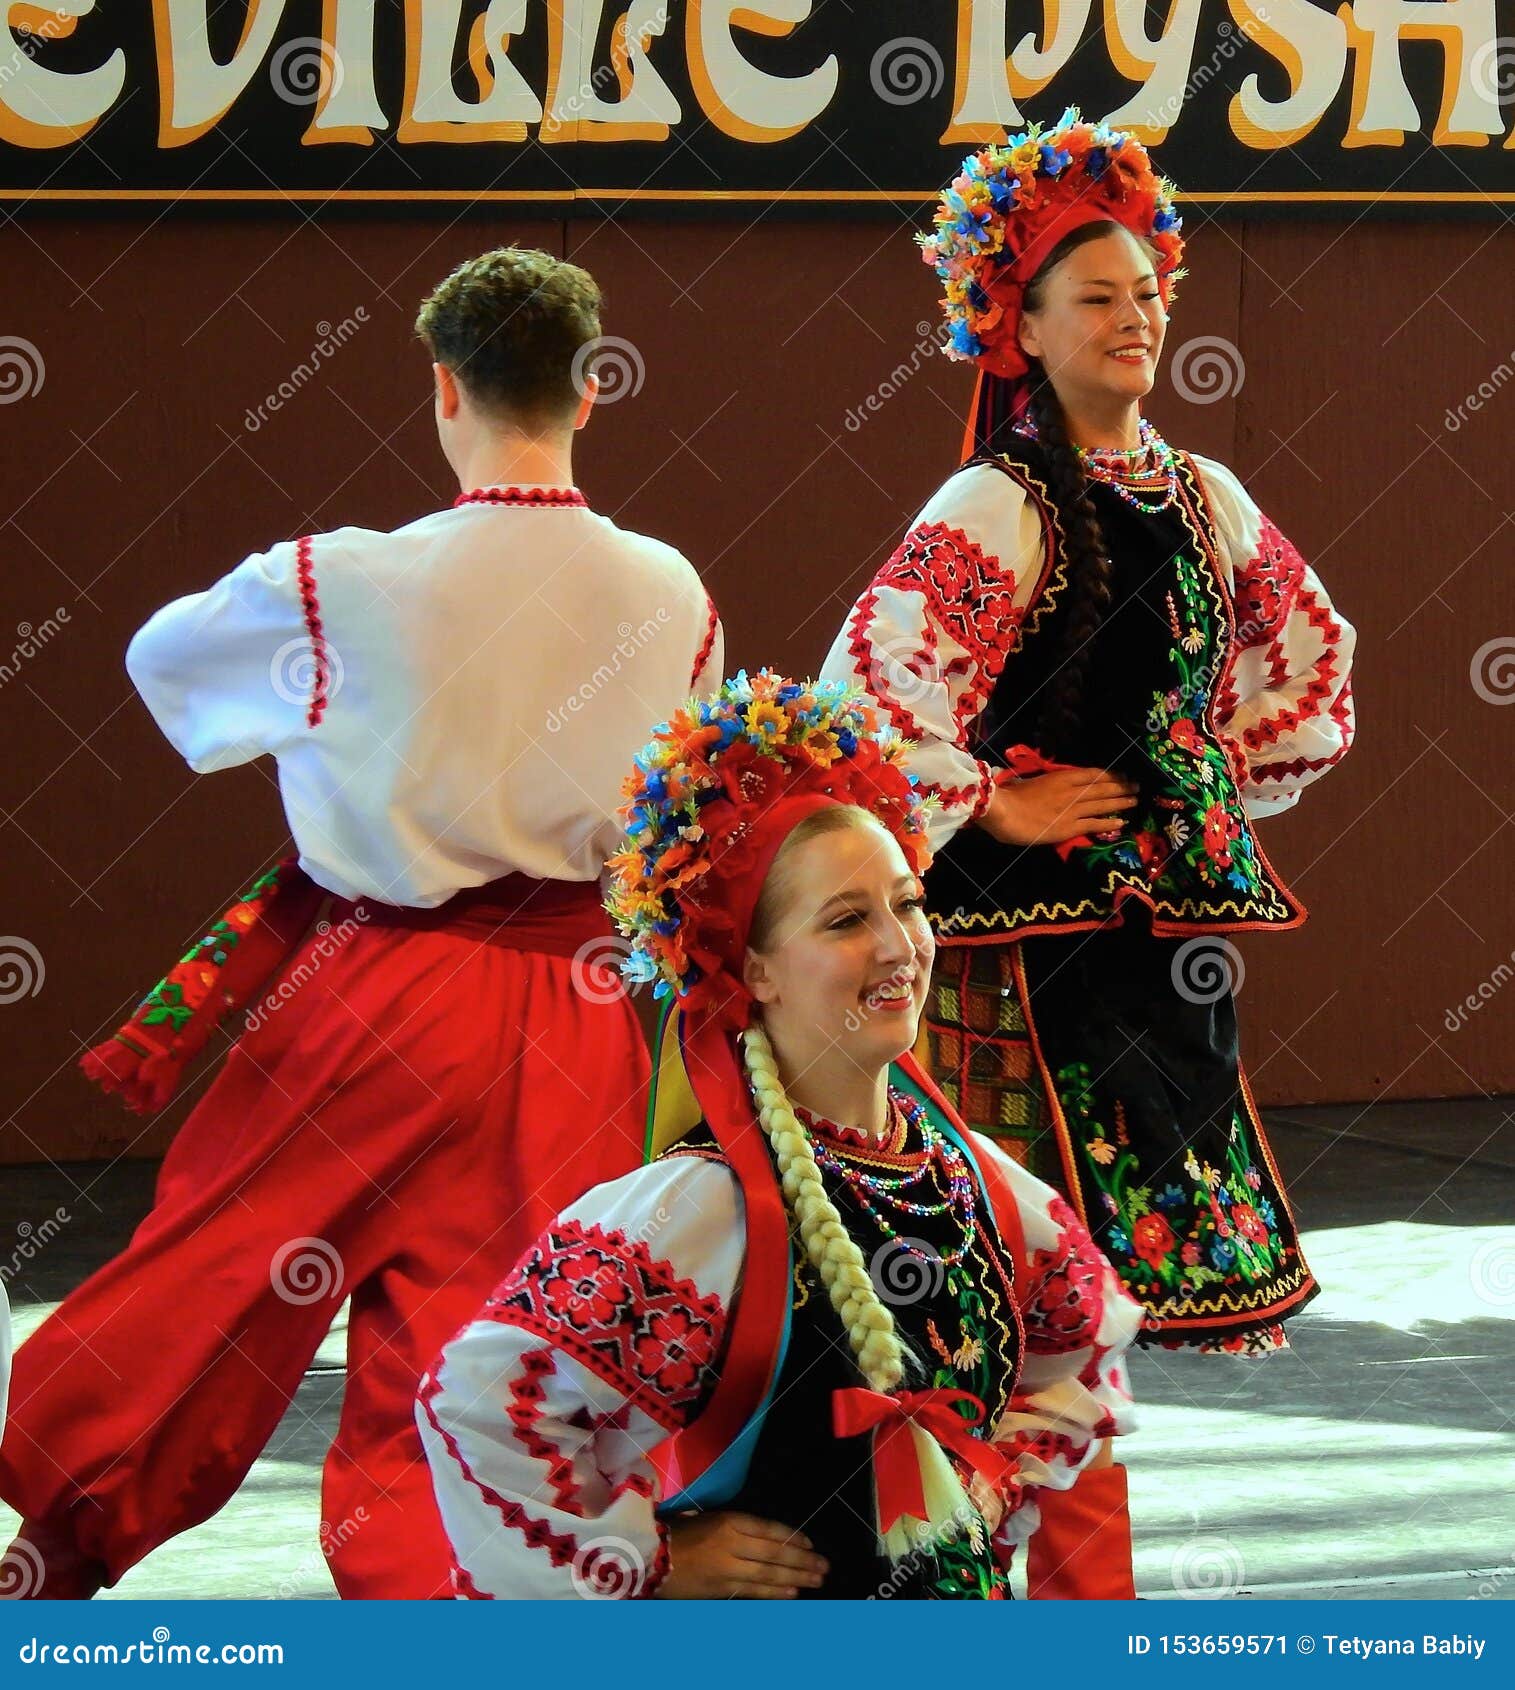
415,246,602,428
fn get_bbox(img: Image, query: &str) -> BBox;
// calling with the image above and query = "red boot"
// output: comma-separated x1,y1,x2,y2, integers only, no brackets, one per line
1026,1463,1136,1600
1,1519,107,1601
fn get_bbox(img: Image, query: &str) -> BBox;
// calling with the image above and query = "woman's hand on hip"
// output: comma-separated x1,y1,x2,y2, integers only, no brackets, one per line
977,768,1140,846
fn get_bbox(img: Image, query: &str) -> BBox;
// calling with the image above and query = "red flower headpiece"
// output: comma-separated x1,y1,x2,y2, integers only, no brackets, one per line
920,106,1186,385
607,672,931,1031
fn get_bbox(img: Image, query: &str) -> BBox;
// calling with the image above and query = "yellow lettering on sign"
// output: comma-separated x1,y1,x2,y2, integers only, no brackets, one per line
1227,0,1348,151
1342,0,1503,148
686,1,837,143
0,1,125,149
542,0,681,146
304,0,387,147
397,0,542,145
153,0,287,149
1102,0,1204,143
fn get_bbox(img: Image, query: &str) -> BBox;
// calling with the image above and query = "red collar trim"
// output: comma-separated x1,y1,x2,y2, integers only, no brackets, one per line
453,486,587,509
794,1101,910,1156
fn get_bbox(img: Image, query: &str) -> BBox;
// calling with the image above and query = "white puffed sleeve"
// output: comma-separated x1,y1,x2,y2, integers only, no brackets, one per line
125,541,310,772
1190,453,1357,821
417,1154,746,1600
819,463,1048,851
970,1133,1142,1552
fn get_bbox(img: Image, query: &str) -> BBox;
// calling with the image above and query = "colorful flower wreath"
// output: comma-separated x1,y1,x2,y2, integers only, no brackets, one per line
606,671,931,1022
919,106,1186,383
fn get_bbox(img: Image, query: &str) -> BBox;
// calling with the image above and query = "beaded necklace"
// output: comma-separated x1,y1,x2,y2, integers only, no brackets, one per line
800,1089,978,1267
1015,415,1178,514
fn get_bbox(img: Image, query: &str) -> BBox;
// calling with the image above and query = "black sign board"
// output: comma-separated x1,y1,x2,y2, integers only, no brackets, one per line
3,2,1513,214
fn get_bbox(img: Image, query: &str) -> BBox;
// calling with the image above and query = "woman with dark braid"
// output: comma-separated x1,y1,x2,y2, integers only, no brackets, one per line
821,110,1356,1598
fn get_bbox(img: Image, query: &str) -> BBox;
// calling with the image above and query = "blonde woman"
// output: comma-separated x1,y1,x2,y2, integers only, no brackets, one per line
417,674,1139,1599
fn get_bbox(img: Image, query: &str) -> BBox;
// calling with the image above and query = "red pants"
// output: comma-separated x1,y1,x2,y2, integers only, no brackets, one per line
0,893,649,1597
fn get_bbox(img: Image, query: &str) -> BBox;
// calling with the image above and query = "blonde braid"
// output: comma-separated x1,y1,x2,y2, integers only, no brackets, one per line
741,1022,906,1393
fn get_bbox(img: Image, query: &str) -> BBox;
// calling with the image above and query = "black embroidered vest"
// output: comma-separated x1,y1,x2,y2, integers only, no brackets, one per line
927,439,1302,941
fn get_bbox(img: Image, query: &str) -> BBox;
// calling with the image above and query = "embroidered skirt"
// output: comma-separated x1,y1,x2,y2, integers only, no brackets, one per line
923,919,1317,1350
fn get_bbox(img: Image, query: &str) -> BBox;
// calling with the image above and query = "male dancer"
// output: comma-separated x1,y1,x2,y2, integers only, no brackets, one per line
0,247,722,1599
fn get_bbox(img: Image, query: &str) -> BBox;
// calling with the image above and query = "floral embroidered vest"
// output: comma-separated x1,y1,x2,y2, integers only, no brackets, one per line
928,439,1303,941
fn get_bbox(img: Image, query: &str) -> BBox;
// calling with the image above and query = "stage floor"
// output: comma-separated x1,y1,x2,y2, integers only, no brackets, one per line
4,1098,1513,1601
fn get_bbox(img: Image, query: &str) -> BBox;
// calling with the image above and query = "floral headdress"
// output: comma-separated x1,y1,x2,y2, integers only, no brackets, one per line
920,106,1185,385
607,671,931,1028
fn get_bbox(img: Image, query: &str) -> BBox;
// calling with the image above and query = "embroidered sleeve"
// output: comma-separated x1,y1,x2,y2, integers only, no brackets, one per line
819,464,1047,851
968,1133,1141,1553
417,1156,745,1599
124,538,314,772
1192,455,1357,820
689,591,724,698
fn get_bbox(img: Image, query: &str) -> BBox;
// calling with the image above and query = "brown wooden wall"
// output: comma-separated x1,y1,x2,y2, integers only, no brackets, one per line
2,210,1511,1164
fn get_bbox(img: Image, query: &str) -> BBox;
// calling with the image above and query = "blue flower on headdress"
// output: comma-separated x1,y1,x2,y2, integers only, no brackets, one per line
1086,146,1109,179
987,174,1016,212
1039,142,1072,177
1153,204,1180,233
949,320,983,359
836,727,858,755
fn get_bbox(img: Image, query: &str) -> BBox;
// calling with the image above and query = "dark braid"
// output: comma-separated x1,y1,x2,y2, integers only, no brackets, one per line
1025,369,1116,761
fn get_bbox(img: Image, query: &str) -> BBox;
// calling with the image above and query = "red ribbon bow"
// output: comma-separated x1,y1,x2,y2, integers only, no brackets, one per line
832,1386,1013,1534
